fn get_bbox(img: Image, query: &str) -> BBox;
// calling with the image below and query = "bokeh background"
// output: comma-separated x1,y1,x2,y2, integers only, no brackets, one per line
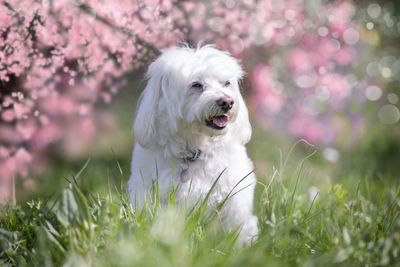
0,0,399,202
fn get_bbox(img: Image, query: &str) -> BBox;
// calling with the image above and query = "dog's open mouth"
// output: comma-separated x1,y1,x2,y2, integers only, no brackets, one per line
205,115,229,130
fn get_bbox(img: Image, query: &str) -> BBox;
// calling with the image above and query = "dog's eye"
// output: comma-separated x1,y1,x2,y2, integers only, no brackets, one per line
191,82,203,90
224,81,231,87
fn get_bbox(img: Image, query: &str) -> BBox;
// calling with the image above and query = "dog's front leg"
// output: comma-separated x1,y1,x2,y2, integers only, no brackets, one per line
224,180,259,246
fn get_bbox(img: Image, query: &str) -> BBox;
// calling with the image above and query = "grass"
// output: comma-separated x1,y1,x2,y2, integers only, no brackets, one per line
1,142,400,267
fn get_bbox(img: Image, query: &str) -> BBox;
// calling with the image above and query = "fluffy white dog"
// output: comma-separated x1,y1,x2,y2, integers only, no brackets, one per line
129,44,258,244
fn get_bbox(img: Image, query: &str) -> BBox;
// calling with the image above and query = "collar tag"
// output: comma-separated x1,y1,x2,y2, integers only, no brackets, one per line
180,168,189,183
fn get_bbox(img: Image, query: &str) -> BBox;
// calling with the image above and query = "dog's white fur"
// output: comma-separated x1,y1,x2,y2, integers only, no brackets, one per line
129,45,258,244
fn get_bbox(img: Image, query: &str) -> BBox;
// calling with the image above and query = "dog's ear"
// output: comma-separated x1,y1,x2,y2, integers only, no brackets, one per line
233,93,252,145
133,63,164,147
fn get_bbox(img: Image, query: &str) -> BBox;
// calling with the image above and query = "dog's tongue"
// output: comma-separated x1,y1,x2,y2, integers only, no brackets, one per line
212,115,228,127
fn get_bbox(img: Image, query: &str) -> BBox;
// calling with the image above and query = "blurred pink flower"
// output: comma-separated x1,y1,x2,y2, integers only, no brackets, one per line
28,124,62,150
328,2,355,37
251,64,284,113
289,111,334,144
0,125,24,144
0,5,12,26
314,38,340,68
2,110,15,122
319,73,351,99
288,49,313,74
0,148,32,201
334,45,356,66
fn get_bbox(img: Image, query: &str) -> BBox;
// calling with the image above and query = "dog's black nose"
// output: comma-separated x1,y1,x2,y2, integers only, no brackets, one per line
217,97,234,112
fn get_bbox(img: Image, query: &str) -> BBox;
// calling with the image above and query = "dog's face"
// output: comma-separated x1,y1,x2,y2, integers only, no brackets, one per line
134,45,252,148
181,70,242,137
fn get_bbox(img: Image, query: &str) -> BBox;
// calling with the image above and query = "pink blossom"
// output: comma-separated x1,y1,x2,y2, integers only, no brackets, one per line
28,124,62,150
16,119,36,140
0,125,24,144
0,5,12,26
288,49,313,74
251,64,284,113
0,146,9,159
334,45,356,66
2,110,15,122
328,2,355,37
314,38,340,68
288,112,334,144
319,73,351,99
13,103,29,119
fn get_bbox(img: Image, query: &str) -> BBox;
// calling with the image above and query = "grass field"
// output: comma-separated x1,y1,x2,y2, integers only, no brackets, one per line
1,132,400,266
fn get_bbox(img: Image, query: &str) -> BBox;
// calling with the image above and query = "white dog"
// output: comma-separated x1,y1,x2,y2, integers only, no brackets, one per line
129,44,258,244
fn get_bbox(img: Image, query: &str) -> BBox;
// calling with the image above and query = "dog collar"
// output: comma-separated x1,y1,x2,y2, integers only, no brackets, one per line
181,149,201,183
184,149,202,162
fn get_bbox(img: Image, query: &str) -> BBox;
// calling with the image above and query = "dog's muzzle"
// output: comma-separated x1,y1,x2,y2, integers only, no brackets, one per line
205,97,234,130
217,97,234,112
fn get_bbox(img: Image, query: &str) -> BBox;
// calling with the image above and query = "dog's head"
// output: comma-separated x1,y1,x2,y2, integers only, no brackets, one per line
134,45,252,148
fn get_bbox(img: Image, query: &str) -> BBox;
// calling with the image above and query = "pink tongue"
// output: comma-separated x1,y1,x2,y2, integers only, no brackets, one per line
212,115,228,127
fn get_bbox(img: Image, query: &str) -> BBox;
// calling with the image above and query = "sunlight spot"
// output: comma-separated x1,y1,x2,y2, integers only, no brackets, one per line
308,186,319,201
387,93,399,104
323,147,339,163
367,3,381,19
378,104,400,124
366,22,374,30
318,26,329,37
384,13,395,28
343,28,359,45
295,72,317,88
365,85,382,101
316,86,330,101
381,67,392,78
285,9,296,21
